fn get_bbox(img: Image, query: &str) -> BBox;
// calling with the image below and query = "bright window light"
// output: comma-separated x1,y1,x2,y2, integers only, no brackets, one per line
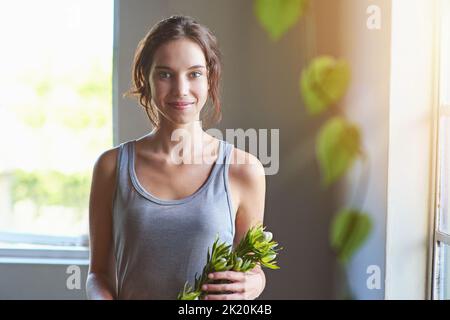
0,0,113,242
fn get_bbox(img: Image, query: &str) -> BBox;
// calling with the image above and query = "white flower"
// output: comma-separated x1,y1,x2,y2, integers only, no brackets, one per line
263,231,273,242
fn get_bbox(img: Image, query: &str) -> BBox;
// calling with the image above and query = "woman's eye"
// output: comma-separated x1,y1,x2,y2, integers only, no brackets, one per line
157,71,201,79
158,72,170,79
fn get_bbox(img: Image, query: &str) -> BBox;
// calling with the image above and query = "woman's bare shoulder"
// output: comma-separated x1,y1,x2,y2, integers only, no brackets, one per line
92,145,122,177
228,145,265,185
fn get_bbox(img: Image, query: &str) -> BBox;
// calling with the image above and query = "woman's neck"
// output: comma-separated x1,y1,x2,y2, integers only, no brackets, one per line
144,120,215,162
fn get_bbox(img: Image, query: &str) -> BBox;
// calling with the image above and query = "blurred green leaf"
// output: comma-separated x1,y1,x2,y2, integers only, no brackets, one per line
11,169,91,212
14,58,112,132
330,208,372,265
35,78,52,97
316,116,361,187
300,55,351,115
177,281,201,300
254,0,308,41
13,102,48,129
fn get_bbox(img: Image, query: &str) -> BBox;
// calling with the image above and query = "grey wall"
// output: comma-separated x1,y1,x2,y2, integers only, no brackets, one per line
114,0,338,299
313,0,392,299
0,261,88,299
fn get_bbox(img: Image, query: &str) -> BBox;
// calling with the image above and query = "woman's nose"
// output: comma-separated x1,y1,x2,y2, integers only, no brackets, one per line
172,76,189,96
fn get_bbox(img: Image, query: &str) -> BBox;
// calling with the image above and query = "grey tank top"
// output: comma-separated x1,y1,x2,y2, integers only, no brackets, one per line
112,138,236,299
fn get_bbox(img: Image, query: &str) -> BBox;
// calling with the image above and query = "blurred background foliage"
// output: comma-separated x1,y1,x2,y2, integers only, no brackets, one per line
254,0,372,299
14,60,111,131
11,169,90,220
0,0,113,237
2,56,112,234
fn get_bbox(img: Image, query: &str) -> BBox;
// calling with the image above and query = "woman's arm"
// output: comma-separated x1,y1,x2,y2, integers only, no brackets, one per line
86,148,119,300
86,273,115,300
202,148,267,300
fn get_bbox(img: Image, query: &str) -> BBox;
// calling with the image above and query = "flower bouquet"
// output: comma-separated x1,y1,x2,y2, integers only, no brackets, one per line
177,223,282,300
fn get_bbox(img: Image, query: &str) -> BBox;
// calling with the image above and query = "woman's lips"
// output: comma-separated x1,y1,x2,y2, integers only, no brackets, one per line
168,102,194,110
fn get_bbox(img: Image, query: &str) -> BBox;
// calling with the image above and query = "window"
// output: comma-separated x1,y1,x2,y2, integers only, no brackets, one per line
0,0,113,253
432,0,450,300
386,0,440,299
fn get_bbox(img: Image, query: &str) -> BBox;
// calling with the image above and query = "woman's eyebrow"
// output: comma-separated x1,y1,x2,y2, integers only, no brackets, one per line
154,65,206,70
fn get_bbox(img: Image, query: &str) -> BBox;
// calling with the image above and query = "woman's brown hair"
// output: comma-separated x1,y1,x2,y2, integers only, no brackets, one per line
123,15,223,129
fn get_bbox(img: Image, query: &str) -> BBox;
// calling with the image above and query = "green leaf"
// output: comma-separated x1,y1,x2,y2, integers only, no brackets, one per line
254,0,309,41
177,281,201,300
330,208,372,265
261,253,277,263
260,260,280,270
300,55,351,115
316,116,361,186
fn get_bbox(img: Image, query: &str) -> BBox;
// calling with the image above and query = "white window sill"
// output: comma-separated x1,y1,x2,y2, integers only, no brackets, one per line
0,231,90,265
0,257,89,265
0,244,89,265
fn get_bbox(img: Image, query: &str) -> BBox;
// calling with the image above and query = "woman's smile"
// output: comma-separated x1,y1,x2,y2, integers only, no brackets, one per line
168,101,195,110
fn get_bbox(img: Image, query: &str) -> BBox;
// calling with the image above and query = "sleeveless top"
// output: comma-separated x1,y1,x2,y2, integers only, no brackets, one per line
112,138,236,300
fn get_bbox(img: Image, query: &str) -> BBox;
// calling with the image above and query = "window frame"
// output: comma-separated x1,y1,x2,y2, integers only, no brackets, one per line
431,0,450,299
385,0,440,300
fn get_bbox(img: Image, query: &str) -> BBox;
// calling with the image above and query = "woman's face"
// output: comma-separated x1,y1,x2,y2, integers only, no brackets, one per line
149,38,209,126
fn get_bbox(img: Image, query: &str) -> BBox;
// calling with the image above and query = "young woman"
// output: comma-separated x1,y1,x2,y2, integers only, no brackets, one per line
86,15,266,300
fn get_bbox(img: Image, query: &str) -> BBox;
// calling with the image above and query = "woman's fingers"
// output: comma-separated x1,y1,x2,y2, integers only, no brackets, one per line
203,293,244,300
208,271,246,282
202,282,245,293
201,271,250,299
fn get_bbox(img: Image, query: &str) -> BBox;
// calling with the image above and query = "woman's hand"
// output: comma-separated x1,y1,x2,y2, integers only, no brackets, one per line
201,265,266,300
